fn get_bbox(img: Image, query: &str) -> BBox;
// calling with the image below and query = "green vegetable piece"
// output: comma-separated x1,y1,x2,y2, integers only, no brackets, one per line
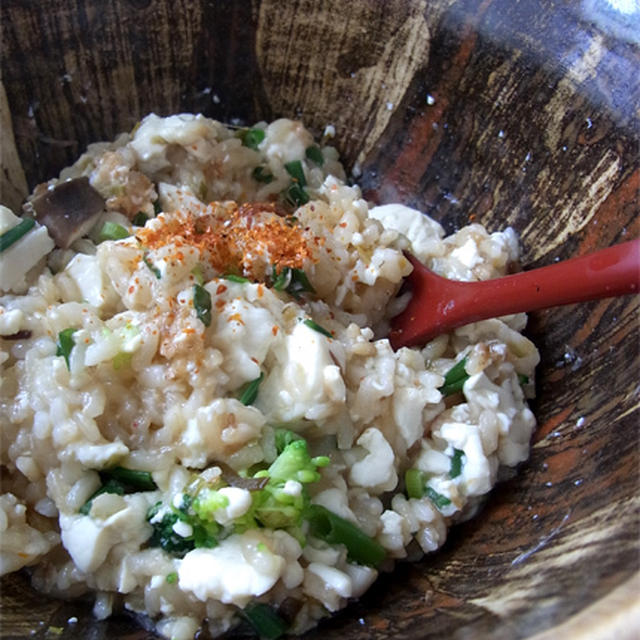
103,466,157,491
450,449,464,479
307,504,386,568
284,182,309,207
305,145,324,166
193,284,212,327
239,372,264,406
274,428,303,454
518,373,530,385
146,503,196,557
252,166,274,184
79,478,125,515
303,319,332,338
268,439,321,484
439,356,470,396
243,603,288,640
132,211,149,227
405,468,425,499
56,328,76,370
241,128,266,150
271,265,290,291
285,216,298,226
284,160,306,187
99,221,130,242
166,572,178,584
153,199,162,215
112,351,132,370
191,264,204,286
224,273,250,283
425,487,452,509
0,218,35,252
193,489,230,521
143,254,161,279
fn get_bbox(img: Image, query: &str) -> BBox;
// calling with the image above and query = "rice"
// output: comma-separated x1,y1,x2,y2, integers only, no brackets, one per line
0,113,539,639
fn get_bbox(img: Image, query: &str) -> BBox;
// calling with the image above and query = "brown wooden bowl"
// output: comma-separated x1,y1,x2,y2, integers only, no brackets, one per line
1,1,638,639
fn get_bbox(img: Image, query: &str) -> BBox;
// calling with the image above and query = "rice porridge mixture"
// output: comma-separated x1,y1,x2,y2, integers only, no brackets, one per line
0,114,539,639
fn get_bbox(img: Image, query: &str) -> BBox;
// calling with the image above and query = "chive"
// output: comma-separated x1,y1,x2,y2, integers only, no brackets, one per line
405,468,425,499
103,466,157,491
143,254,161,279
239,372,264,406
0,218,35,252
271,265,290,291
450,449,464,479
166,572,178,584
439,357,469,396
303,319,332,338
132,211,149,226
425,487,452,509
284,160,306,187
224,274,249,283
284,182,309,207
241,128,266,150
243,603,288,640
305,145,324,166
99,221,130,242
79,478,125,515
193,284,212,327
518,373,530,385
153,199,162,215
252,166,274,184
306,504,386,568
55,328,76,370
191,264,204,286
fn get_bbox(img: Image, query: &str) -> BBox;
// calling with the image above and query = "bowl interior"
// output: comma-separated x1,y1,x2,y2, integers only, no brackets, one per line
1,1,638,638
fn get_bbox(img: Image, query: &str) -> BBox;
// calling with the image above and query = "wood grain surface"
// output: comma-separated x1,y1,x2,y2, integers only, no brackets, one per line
1,0,638,639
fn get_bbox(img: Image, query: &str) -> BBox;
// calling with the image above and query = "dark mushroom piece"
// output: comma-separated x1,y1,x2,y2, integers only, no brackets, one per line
27,177,105,249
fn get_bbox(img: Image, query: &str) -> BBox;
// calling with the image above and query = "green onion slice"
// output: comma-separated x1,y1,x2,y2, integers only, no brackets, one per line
305,145,324,166
132,211,149,227
252,166,274,184
242,603,288,640
193,284,212,327
306,504,386,568
0,218,35,253
241,128,266,150
439,356,470,396
79,478,125,515
191,264,204,286
405,468,425,499
103,466,157,491
143,254,161,279
518,373,530,385
284,160,306,186
425,487,452,509
284,182,309,207
303,319,332,338
449,449,464,479
224,274,250,283
166,572,178,584
239,372,264,406
56,328,76,370
99,221,130,242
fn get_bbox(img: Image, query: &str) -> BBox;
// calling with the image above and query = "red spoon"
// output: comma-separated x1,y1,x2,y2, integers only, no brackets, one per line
389,238,640,349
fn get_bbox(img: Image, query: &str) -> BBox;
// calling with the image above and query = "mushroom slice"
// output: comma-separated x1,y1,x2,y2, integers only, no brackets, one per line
29,177,105,249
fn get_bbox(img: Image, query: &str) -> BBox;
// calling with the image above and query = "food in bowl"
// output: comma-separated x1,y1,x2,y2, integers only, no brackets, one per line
0,114,539,639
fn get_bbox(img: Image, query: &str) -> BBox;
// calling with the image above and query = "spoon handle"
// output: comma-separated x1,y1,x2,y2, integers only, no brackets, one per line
391,238,639,348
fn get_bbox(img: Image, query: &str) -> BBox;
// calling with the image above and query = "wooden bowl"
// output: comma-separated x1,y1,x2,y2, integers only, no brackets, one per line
1,1,638,638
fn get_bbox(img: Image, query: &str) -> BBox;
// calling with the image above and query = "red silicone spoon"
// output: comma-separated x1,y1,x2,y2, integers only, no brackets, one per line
389,238,640,350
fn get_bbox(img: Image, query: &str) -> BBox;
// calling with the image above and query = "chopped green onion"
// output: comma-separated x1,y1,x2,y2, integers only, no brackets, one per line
79,478,125,515
439,356,469,396
272,266,315,298
143,254,161,279
450,449,464,479
242,603,288,640
132,211,149,227
518,373,530,385
193,284,212,327
166,572,178,584
305,145,324,166
112,351,132,370
241,128,266,150
303,319,332,338
153,199,162,215
425,487,452,509
0,218,35,252
99,221,130,242
103,466,157,491
252,166,274,184
284,182,309,207
56,328,76,370
224,274,249,283
306,504,386,567
405,468,425,499
284,160,306,186
271,266,289,291
191,264,204,286
239,372,264,406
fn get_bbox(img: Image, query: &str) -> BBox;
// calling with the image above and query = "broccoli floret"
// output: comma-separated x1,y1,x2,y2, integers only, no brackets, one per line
192,489,229,522
267,439,329,484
